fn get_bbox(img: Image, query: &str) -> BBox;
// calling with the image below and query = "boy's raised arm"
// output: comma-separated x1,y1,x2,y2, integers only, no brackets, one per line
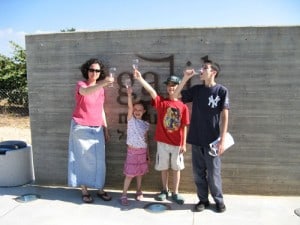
173,70,194,99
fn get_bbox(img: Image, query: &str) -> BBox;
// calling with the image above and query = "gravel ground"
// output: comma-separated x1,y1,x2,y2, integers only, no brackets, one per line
0,115,31,144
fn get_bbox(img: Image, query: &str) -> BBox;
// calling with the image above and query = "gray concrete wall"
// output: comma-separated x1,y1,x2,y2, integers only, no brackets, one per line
25,26,300,195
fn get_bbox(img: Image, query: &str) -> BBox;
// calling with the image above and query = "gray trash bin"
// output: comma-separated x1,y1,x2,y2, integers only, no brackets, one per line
0,140,35,187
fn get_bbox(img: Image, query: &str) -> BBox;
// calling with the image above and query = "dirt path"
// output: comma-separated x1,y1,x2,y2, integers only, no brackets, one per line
0,115,31,144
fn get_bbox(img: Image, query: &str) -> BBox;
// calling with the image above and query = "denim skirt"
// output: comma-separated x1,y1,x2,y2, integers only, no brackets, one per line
68,119,106,189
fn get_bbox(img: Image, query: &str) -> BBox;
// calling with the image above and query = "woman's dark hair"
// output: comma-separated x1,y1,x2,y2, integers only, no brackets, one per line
80,58,106,81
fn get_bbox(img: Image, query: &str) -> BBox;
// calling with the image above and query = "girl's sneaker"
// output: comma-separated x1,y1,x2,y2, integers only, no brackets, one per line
120,195,129,206
135,191,143,201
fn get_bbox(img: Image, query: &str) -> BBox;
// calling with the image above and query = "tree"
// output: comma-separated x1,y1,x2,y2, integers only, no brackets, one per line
0,41,27,107
60,28,76,32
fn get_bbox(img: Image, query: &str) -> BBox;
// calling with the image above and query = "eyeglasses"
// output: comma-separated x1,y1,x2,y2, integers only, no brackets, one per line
88,69,101,73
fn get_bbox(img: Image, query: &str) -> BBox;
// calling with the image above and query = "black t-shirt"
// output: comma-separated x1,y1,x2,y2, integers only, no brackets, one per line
181,84,230,146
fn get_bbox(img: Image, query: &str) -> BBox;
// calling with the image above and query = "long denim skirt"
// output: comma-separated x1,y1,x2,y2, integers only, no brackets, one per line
68,119,106,189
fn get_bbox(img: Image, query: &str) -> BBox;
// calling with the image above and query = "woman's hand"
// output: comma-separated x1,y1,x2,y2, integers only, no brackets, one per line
104,76,114,87
103,127,110,142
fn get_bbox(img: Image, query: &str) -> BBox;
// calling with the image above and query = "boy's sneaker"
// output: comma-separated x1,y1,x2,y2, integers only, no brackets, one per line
194,200,210,212
155,190,169,201
216,203,226,213
171,193,185,205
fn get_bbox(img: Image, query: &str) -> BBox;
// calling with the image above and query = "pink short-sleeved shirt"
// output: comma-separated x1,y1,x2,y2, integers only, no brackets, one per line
72,81,105,126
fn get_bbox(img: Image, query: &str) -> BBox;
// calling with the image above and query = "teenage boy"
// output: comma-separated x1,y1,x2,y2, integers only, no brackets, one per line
174,56,229,213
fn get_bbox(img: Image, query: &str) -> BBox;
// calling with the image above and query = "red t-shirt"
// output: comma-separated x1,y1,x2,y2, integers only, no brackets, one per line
152,96,190,146
72,81,105,126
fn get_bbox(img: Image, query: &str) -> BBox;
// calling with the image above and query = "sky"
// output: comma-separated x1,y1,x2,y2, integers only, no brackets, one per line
0,0,299,57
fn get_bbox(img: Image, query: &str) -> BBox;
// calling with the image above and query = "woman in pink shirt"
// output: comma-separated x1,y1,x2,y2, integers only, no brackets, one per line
68,58,114,203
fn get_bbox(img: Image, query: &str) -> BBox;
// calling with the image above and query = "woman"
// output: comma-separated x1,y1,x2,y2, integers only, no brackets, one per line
68,58,114,203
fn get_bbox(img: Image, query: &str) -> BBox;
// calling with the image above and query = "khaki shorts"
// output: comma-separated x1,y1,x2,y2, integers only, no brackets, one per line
155,141,185,171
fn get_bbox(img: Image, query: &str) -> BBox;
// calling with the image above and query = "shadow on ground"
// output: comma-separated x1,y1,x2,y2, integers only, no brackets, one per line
0,184,199,212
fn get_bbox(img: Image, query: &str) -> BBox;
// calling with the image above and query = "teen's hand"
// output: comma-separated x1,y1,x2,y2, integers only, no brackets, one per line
217,139,225,156
183,68,195,79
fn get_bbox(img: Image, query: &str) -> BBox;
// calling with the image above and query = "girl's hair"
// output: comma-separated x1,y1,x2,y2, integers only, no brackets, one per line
134,100,149,121
80,58,106,81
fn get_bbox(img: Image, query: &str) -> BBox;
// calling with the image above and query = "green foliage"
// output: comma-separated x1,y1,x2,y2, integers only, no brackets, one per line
0,41,28,107
60,28,76,32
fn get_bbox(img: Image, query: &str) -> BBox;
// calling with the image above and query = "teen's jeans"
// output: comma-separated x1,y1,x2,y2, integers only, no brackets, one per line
192,145,224,204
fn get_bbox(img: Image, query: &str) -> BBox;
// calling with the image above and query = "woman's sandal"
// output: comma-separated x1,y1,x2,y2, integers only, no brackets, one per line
82,194,93,203
97,191,112,201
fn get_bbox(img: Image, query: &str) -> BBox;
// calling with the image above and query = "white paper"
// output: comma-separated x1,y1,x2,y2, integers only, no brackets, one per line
209,132,234,156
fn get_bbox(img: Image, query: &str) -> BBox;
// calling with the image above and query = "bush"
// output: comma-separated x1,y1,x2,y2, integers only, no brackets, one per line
0,41,27,108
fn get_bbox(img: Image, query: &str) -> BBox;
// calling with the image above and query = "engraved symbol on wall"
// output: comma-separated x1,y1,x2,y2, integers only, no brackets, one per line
117,54,174,125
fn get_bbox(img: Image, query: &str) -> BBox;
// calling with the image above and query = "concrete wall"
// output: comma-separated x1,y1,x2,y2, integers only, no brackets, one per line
25,26,300,195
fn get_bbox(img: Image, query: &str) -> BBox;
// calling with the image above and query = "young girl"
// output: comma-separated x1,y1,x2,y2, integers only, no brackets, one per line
120,87,150,206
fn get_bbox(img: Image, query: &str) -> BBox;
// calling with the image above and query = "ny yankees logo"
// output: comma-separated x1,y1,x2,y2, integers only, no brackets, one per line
208,95,220,108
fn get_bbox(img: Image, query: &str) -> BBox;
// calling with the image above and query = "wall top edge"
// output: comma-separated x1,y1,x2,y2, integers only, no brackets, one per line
25,25,300,38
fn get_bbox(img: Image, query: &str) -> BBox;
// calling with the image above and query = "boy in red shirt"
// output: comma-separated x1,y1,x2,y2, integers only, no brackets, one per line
134,70,190,204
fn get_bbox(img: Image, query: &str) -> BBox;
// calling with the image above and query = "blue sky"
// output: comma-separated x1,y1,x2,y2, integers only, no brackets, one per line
0,0,299,56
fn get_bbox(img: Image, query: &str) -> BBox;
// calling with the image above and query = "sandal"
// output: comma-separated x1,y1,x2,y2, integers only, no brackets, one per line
120,195,129,206
135,191,143,201
97,191,112,201
82,194,93,203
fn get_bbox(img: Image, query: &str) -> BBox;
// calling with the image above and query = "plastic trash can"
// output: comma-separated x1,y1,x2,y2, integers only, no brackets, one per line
0,140,35,187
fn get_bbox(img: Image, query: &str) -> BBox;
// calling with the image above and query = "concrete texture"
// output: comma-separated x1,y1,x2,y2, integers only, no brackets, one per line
25,26,300,194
